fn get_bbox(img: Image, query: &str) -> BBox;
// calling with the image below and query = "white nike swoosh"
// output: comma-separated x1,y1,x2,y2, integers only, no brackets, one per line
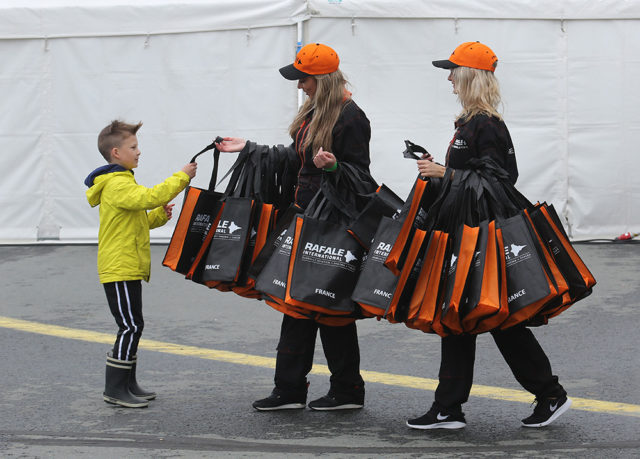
436,413,449,421
549,402,558,412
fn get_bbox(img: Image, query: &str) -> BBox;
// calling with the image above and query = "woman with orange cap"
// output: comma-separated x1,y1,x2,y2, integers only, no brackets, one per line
407,41,571,430
216,43,369,411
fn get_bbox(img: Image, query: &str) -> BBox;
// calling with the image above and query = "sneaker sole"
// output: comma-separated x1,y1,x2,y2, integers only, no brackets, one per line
308,403,364,411
406,420,466,430
253,403,306,411
103,395,149,408
522,397,572,428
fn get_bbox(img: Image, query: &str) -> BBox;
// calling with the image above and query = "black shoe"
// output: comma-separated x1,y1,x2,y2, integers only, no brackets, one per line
308,393,364,411
252,390,306,411
521,395,572,427
406,404,466,430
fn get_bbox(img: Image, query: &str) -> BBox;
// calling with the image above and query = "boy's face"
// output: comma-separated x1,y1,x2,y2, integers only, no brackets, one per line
112,134,140,169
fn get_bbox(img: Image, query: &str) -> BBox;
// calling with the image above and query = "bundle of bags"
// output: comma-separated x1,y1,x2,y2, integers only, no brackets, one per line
162,142,402,324
162,141,297,299
164,141,595,335
352,152,596,336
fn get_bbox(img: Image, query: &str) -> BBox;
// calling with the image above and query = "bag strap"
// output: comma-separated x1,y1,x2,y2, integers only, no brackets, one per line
190,136,223,191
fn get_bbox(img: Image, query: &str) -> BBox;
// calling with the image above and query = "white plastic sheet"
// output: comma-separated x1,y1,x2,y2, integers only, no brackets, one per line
0,0,639,242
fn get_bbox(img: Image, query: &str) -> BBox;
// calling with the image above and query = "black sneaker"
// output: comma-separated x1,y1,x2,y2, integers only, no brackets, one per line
252,390,306,411
406,405,466,430
521,395,572,427
308,393,364,411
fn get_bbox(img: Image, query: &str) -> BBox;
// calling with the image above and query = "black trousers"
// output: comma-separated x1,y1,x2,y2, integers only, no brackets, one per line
435,324,566,411
103,280,144,361
274,314,364,398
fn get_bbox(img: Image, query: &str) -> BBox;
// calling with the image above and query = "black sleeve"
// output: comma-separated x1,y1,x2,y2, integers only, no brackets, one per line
474,121,519,184
331,102,371,173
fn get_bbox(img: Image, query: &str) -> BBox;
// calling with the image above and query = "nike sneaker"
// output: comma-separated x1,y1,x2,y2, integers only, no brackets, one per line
308,392,364,411
252,388,306,411
406,403,466,430
521,395,572,427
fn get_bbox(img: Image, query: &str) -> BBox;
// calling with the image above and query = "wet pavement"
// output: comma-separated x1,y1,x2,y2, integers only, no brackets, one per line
0,242,639,457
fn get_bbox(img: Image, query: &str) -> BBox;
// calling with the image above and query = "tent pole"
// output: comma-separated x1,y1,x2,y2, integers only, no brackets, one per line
297,21,304,108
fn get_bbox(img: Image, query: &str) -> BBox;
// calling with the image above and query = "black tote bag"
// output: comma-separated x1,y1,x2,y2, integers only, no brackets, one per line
351,216,403,317
286,214,365,314
163,139,224,274
254,218,298,302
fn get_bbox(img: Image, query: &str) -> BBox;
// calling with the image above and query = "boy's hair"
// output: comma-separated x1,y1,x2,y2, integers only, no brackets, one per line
97,120,143,162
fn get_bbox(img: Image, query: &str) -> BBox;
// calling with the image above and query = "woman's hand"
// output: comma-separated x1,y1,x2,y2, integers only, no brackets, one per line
215,137,246,153
313,147,337,169
417,154,447,178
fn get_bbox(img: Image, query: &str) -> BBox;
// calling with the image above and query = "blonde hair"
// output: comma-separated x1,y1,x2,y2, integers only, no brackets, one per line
452,66,502,121
97,120,142,162
288,69,349,155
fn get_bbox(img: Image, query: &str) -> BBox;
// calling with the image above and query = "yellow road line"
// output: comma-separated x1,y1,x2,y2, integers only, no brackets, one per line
1,315,638,418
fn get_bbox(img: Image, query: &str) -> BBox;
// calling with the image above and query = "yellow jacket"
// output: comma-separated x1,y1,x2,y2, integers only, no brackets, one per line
85,167,190,283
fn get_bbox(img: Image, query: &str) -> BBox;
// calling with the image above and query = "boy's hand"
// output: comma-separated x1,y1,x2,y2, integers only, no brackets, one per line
163,203,175,220
182,162,197,178
215,137,246,153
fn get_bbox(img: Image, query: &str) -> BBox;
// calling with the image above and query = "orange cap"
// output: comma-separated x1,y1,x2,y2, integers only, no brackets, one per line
432,41,498,72
279,43,340,80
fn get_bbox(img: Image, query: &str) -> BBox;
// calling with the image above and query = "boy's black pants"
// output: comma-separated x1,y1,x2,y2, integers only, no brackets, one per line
435,324,566,410
103,280,144,362
274,314,365,398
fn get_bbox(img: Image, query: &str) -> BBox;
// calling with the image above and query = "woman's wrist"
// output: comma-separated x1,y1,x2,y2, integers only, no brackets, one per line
323,161,338,172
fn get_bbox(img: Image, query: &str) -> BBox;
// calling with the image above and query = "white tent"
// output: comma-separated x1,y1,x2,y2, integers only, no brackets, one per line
1,0,639,242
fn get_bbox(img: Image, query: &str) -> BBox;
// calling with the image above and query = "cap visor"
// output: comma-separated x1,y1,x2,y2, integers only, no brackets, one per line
279,64,310,80
432,59,458,69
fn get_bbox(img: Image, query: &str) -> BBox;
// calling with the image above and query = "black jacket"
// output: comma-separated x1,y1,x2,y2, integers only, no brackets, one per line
290,99,371,208
446,114,518,184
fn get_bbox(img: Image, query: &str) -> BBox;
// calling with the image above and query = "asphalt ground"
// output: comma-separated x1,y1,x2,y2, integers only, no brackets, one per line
0,242,639,458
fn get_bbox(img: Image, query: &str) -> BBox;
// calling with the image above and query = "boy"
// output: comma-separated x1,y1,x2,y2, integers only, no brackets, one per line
85,120,197,408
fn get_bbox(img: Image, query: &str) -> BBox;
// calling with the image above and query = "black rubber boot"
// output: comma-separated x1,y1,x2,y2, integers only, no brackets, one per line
104,353,149,408
129,355,157,401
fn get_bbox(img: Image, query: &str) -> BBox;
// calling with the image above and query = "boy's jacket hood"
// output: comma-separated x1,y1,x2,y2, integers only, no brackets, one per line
84,164,128,187
85,165,130,207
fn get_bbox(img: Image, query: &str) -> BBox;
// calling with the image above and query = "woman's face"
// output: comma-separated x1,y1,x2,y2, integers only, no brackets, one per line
448,70,457,94
297,76,317,99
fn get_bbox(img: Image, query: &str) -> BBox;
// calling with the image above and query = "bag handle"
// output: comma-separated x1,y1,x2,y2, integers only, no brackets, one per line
190,136,223,191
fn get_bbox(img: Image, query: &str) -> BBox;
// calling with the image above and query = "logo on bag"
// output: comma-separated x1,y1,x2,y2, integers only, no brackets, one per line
345,250,358,263
214,220,243,241
205,264,220,271
315,288,336,299
277,235,294,255
228,222,242,234
504,240,532,267
448,253,458,275
371,241,392,262
373,289,392,299
507,288,526,303
472,250,482,268
273,279,286,288
510,243,526,256
301,242,360,272
191,213,212,235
